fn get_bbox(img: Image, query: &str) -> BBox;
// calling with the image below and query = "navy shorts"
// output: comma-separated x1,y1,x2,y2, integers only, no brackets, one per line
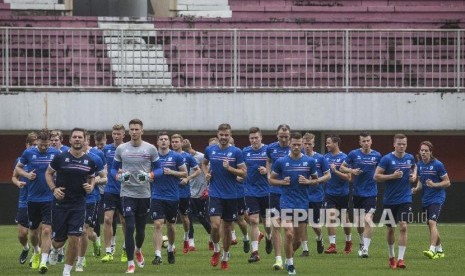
51,202,86,243
245,195,270,218
382,203,412,227
28,201,52,229
151,199,178,223
189,197,208,219
423,203,442,223
269,193,281,212
15,207,29,228
353,196,377,214
85,202,98,228
103,192,123,215
208,197,237,222
237,197,246,217
308,201,323,224
178,197,190,216
324,194,349,211
121,197,150,218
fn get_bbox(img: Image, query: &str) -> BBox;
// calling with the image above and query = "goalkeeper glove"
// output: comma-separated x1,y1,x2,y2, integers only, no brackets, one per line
137,170,153,182
117,172,130,182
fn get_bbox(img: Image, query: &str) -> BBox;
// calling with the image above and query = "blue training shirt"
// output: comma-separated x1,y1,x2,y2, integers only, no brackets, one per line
307,152,329,203
266,142,290,195
14,157,29,208
103,144,121,195
204,144,245,200
19,146,61,202
344,149,381,197
152,150,185,201
272,154,317,209
417,159,448,206
378,152,415,205
243,144,270,197
85,148,106,204
179,151,198,199
324,152,349,196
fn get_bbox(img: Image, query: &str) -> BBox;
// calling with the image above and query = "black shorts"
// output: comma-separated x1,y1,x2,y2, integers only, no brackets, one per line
52,202,86,243
28,201,52,229
245,195,270,218
353,196,377,214
382,203,412,227
269,193,281,212
178,197,190,216
423,203,442,223
189,197,208,219
121,197,150,218
15,207,29,228
85,202,98,228
103,192,123,215
151,199,178,224
308,201,323,224
237,197,246,217
324,194,349,211
208,197,237,222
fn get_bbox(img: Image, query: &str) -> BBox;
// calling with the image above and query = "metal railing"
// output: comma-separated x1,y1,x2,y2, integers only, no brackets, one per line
1,27,464,92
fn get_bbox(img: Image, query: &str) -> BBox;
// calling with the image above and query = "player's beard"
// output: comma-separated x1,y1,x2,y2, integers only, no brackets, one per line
72,143,83,150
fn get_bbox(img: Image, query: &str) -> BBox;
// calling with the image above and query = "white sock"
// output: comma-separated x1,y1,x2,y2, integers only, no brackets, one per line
285,258,293,266
266,232,272,240
231,230,237,240
222,251,229,261
58,247,64,254
155,250,161,257
429,245,436,252
388,244,395,258
398,246,406,260
135,247,141,253
128,260,135,266
213,243,220,253
243,234,249,241
275,255,282,262
77,256,85,265
189,239,195,246
96,236,101,244
33,245,40,254
436,244,443,252
106,247,112,254
167,244,174,252
316,234,323,241
359,233,364,245
301,241,308,251
329,235,336,244
345,234,352,242
23,244,30,251
64,264,73,273
122,241,125,249
184,232,189,241
363,238,371,250
251,241,259,252
111,236,116,246
41,253,48,264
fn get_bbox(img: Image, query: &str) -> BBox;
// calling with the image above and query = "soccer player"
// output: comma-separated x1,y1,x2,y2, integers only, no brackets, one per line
411,141,450,259
323,135,352,254
110,119,160,273
92,130,108,256
71,134,107,272
202,123,246,270
151,132,187,265
11,132,37,264
340,132,381,258
101,124,127,263
300,132,330,257
266,124,291,270
45,127,104,276
15,128,61,273
269,132,318,275
171,134,200,254
182,139,212,251
242,127,272,263
374,133,417,269
50,129,70,152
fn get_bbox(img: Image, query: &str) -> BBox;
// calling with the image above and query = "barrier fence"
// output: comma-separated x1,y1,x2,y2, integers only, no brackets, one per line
1,28,463,92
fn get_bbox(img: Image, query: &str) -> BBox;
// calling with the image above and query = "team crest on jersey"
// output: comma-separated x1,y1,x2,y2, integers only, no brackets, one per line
407,160,411,164
392,161,396,165
262,152,266,156
247,153,251,156
303,162,308,166
227,152,232,157
210,207,215,213
273,149,277,153
32,155,37,159
65,158,70,162
430,166,433,170
372,157,376,161
168,157,173,161
50,154,55,159
357,156,361,159
212,151,216,155
285,162,289,167
84,160,89,165
336,158,340,162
